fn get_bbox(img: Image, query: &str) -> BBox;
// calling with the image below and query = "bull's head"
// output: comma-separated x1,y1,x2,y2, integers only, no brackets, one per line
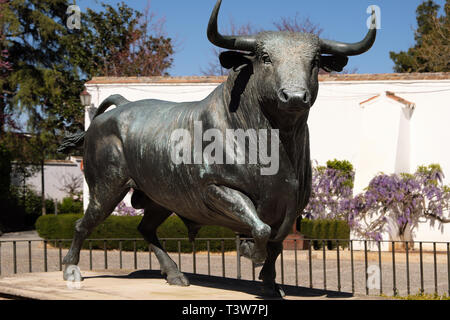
207,0,376,113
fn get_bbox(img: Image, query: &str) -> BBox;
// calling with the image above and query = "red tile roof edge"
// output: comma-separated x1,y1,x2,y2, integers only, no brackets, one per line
386,91,416,107
86,73,450,85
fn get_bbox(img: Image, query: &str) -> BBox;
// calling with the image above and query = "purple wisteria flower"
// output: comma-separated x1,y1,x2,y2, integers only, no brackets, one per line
304,159,355,221
113,201,144,217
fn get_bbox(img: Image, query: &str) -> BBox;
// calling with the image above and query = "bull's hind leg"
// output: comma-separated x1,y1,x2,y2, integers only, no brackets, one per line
134,192,189,286
62,185,129,280
62,145,130,279
205,185,271,264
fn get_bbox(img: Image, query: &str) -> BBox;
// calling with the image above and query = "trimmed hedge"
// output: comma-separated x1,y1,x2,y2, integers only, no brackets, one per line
35,214,236,252
58,197,83,214
300,219,350,250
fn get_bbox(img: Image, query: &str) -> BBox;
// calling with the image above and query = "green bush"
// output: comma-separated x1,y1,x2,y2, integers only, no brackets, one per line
334,220,350,248
58,197,83,214
300,219,350,250
35,214,236,252
326,159,354,189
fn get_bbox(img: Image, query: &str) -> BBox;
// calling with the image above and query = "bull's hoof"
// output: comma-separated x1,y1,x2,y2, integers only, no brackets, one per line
240,241,266,265
63,265,82,282
167,272,190,287
261,283,285,299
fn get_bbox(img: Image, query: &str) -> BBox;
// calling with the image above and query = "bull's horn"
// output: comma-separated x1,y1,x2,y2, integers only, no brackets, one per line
207,0,256,52
320,9,377,56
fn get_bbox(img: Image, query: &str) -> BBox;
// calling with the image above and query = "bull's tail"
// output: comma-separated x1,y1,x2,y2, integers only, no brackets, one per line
57,94,130,153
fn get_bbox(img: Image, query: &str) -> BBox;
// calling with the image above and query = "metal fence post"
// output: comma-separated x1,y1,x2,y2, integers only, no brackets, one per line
350,240,355,294
221,240,225,277
378,241,383,295
236,235,241,280
419,242,424,294
252,261,256,281
280,247,284,285
89,241,93,270
308,240,312,288
28,241,32,273
104,240,108,270
433,242,438,295
119,241,122,270
294,239,298,287
337,240,341,292
44,240,48,273
447,242,450,296
364,241,368,295
392,241,397,296
322,240,327,290
177,241,181,271
192,241,197,274
13,241,17,274
134,240,137,270
59,241,62,271
207,240,211,276
149,244,152,270
405,241,410,295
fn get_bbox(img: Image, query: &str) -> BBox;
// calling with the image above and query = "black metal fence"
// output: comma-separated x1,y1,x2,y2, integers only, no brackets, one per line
0,237,449,297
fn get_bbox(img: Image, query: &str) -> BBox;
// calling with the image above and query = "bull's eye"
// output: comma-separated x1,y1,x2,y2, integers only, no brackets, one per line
312,57,320,69
311,57,320,73
262,53,272,65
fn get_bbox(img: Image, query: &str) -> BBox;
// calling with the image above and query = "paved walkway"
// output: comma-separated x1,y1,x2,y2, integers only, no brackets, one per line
0,230,42,241
0,270,384,300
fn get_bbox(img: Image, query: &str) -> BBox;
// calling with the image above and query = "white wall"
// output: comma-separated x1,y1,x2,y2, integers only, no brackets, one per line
84,78,450,242
11,159,83,203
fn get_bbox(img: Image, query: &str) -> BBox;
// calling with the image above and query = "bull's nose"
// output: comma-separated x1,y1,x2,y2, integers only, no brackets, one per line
278,88,310,107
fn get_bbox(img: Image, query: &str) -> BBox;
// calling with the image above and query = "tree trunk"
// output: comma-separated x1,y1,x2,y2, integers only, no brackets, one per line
41,160,46,215
390,224,414,251
0,97,5,134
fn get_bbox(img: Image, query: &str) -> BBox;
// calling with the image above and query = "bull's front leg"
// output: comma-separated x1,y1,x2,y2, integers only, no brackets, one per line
205,185,271,264
259,241,285,298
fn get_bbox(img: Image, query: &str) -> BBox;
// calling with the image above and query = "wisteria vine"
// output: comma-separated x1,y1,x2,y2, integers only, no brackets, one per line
305,161,450,241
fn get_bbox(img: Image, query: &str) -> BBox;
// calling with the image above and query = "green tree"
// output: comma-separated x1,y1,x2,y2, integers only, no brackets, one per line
1,1,174,216
0,0,13,132
390,0,449,72
1,0,85,141
1,0,77,215
70,2,174,78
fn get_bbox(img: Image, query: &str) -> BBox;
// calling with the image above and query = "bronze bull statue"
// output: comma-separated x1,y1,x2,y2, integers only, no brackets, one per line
60,0,376,297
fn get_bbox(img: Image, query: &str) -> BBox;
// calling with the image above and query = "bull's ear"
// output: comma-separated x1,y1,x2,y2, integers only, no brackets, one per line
320,54,349,72
219,51,252,71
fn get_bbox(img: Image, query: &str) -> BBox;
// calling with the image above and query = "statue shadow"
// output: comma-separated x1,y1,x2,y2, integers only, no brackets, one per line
84,270,355,300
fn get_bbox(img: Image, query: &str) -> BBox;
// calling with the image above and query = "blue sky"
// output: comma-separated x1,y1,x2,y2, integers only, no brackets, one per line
76,0,446,76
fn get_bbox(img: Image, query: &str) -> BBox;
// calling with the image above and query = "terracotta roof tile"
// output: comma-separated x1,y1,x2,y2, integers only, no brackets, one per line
386,91,415,107
87,76,227,85
86,73,450,85
359,94,381,105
